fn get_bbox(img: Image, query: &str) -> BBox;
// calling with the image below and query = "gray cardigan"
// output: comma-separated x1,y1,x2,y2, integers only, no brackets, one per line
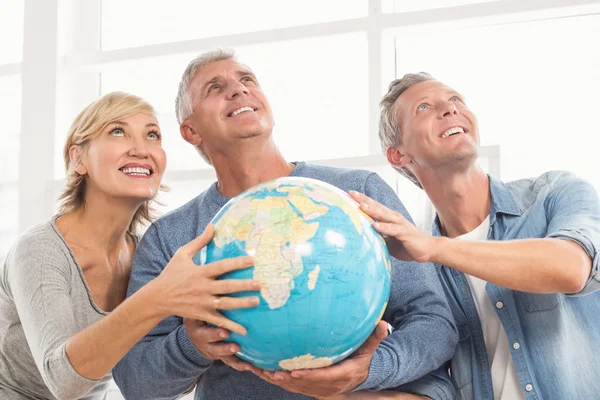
0,217,111,399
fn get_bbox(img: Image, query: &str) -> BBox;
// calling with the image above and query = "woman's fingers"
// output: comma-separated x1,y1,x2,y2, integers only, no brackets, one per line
211,278,261,294
204,256,255,278
181,224,215,257
195,295,260,335
212,295,260,311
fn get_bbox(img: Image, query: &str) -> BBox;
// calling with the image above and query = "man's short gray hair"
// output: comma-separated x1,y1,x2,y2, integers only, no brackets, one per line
175,49,236,164
379,72,436,188
175,48,235,124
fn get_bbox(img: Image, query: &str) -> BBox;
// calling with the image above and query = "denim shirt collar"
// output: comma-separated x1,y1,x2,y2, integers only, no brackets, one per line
432,174,523,237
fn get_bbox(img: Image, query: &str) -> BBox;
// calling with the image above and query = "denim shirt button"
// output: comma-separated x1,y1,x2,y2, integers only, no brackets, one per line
525,384,533,392
513,342,521,350
496,301,504,309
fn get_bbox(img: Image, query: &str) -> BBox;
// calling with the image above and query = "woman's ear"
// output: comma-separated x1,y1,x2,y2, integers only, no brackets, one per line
69,145,87,175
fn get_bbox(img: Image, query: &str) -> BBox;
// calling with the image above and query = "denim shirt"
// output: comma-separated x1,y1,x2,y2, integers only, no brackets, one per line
433,171,600,400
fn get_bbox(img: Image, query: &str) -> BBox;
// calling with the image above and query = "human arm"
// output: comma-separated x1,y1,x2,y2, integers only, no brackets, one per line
323,394,430,400
433,237,588,294
385,365,455,400
111,224,259,400
350,173,600,294
8,225,257,399
66,225,259,380
329,366,453,400
323,365,454,400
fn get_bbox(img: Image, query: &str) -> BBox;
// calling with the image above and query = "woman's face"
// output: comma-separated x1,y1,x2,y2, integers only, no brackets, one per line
76,112,167,204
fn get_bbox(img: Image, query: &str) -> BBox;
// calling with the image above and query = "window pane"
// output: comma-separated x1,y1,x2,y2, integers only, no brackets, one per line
0,185,18,263
0,0,24,64
394,14,600,189
100,33,369,170
383,0,497,13
101,0,367,50
0,75,21,183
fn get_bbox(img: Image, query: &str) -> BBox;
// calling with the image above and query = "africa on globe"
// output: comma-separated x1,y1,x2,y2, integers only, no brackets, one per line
201,177,391,371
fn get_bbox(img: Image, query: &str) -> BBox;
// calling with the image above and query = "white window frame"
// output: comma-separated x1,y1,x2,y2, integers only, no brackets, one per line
4,0,600,234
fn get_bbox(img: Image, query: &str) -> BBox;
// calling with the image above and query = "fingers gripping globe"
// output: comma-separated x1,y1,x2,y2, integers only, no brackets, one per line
199,177,391,371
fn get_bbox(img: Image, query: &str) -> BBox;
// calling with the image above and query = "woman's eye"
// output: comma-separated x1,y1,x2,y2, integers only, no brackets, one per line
110,128,125,136
148,132,160,140
417,103,429,111
450,96,461,103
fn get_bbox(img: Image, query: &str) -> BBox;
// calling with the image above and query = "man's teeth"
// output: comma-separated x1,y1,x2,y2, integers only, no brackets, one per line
441,127,465,138
231,106,254,117
121,167,151,176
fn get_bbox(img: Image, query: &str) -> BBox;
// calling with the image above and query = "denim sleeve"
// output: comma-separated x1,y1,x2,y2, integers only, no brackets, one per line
354,173,458,391
392,365,456,400
112,223,213,400
544,172,600,295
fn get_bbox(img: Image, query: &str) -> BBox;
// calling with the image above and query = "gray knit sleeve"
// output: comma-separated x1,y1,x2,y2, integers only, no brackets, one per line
6,228,102,400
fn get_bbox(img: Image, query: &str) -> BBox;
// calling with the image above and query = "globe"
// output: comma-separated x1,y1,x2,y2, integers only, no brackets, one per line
202,177,391,371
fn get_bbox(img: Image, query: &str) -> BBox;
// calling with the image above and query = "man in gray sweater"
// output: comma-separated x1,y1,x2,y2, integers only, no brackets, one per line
112,49,458,400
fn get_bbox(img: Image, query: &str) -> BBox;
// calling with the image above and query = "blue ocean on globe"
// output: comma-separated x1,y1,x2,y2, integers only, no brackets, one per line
200,177,391,371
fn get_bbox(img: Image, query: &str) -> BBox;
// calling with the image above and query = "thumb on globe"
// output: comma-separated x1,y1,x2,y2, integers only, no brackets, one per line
182,224,215,257
356,321,389,357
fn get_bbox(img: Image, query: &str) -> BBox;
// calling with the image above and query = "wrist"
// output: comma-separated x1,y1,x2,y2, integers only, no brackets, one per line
138,279,171,320
430,236,450,264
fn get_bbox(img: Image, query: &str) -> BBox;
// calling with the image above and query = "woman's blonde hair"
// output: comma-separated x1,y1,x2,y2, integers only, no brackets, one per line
58,91,166,235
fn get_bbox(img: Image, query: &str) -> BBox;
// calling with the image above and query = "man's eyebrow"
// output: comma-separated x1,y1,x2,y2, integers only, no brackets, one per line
201,76,221,92
414,90,463,104
414,96,429,105
236,70,256,79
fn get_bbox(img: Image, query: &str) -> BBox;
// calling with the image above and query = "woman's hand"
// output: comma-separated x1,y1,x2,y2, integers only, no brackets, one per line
151,224,261,335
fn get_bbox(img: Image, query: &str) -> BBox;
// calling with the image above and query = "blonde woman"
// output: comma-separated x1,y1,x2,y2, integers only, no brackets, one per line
0,92,260,400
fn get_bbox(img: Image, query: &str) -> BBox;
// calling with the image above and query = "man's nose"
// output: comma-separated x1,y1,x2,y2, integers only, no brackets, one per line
441,102,459,118
227,80,249,100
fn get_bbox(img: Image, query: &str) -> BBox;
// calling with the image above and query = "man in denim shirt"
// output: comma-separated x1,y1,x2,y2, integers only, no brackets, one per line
351,72,600,400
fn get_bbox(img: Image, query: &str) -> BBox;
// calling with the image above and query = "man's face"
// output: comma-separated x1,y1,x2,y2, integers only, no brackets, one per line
185,59,274,156
393,80,480,171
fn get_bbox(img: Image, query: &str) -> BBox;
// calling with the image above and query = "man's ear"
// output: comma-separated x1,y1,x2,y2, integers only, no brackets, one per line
386,146,412,168
69,145,87,175
180,121,203,146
